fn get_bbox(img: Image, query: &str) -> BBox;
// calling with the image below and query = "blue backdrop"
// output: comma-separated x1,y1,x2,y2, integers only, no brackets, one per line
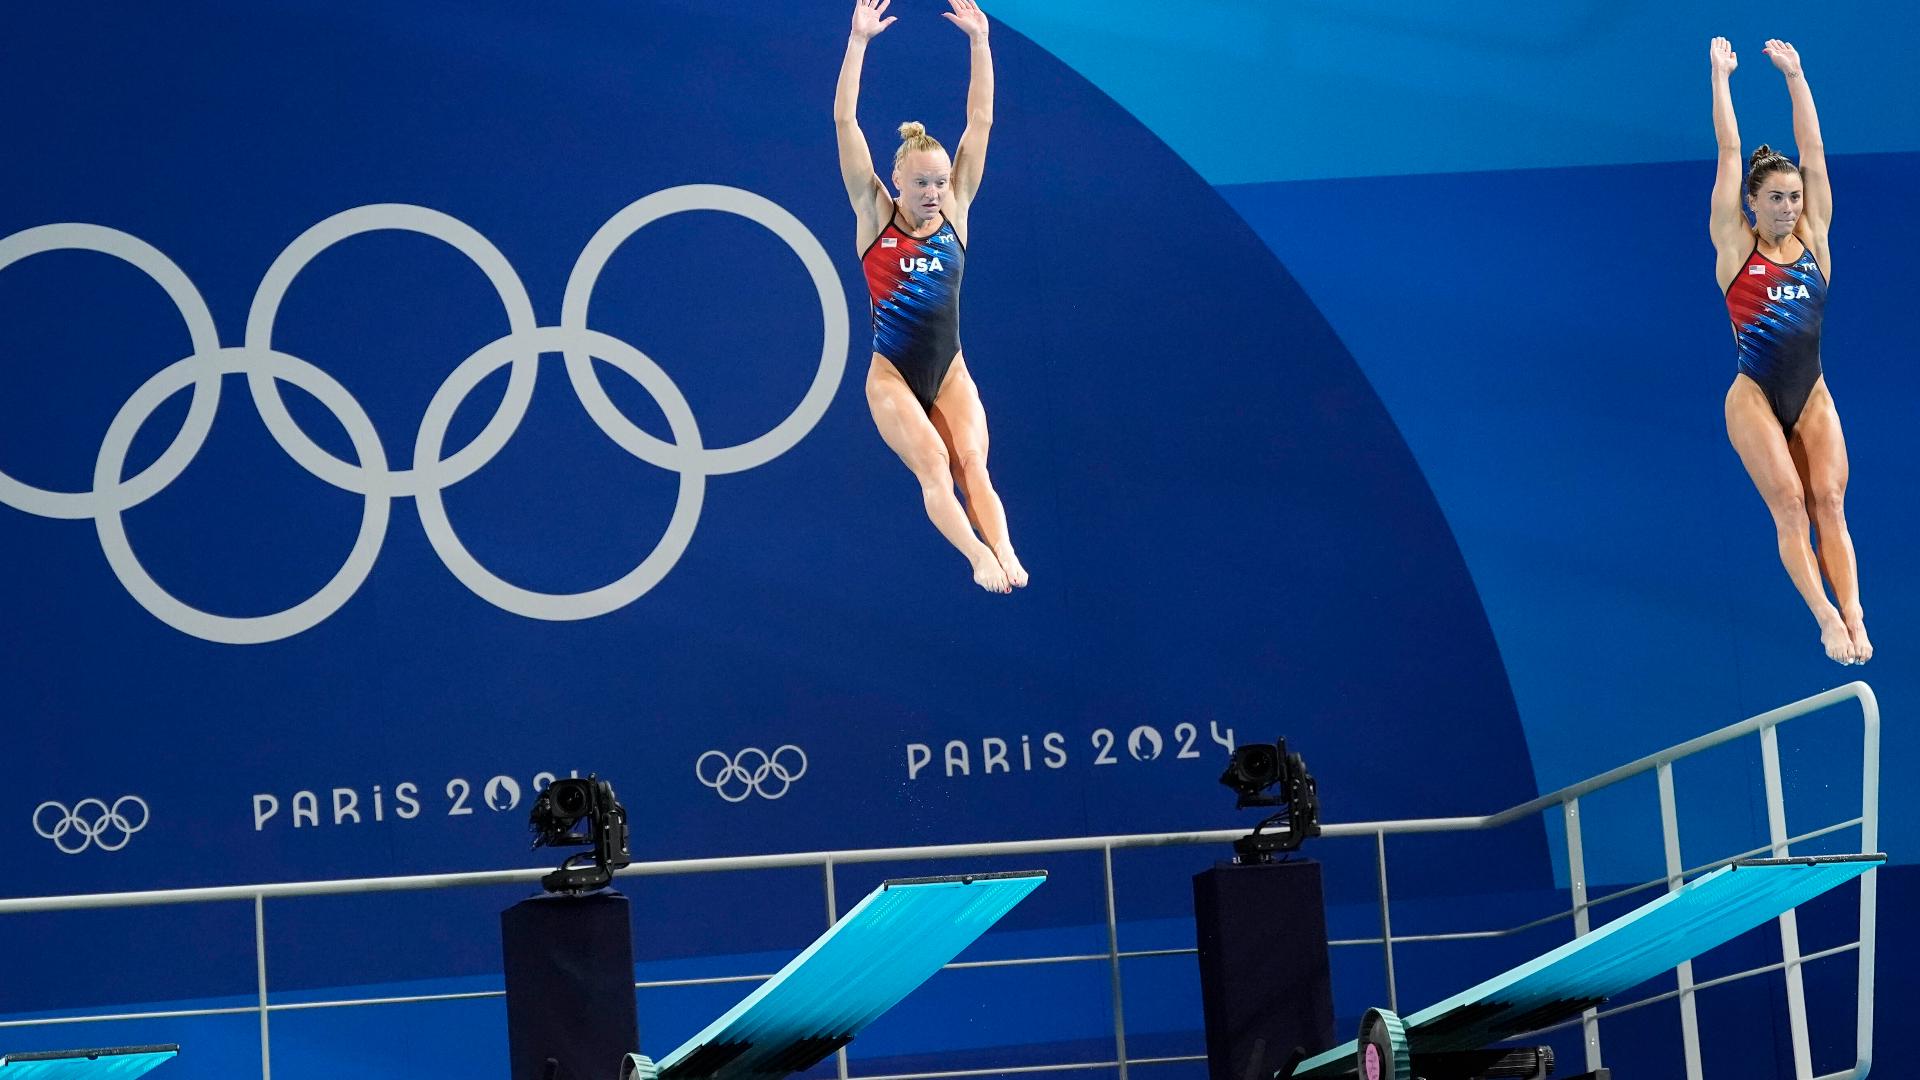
1,2,1910,1079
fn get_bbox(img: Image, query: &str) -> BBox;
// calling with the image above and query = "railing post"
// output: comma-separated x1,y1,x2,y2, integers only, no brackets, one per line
1103,844,1129,1080
1565,798,1601,1072
254,893,272,1080
1855,684,1880,1079
1760,724,1814,1080
1374,831,1397,1013
1657,763,1704,1080
825,858,849,1080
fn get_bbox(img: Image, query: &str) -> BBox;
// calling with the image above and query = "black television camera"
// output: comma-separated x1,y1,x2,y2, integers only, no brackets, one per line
528,776,632,894
1219,738,1321,863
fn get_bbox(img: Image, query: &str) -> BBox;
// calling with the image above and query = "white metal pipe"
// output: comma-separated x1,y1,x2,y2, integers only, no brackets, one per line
1103,844,1130,1080
1658,762,1703,1080
1761,724,1814,1080
1852,683,1881,1080
255,894,272,1080
1375,830,1398,1012
1565,797,1601,1072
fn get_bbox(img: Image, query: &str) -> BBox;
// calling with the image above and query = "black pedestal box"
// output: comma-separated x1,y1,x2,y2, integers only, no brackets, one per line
1193,860,1336,1080
502,890,640,1080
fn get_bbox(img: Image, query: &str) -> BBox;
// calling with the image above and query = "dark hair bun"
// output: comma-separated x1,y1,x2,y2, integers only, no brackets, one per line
1743,143,1799,198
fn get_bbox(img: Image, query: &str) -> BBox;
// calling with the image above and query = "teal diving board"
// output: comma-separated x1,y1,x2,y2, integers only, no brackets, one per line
653,870,1046,1080
1293,853,1883,1078
0,1047,178,1078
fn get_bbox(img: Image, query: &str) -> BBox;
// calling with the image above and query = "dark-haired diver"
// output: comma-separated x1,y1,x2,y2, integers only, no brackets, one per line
833,0,1028,594
1710,37,1867,664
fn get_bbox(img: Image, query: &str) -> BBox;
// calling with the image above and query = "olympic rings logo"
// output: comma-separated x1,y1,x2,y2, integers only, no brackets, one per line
33,796,151,854
0,186,849,644
695,746,808,802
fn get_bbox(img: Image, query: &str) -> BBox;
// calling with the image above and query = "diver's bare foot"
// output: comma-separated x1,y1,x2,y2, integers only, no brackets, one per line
1817,611,1855,664
1845,612,1873,665
994,543,1029,588
970,551,1011,594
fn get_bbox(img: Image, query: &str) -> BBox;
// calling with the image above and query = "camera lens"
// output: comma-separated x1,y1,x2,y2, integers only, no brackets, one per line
1237,744,1280,785
552,780,590,818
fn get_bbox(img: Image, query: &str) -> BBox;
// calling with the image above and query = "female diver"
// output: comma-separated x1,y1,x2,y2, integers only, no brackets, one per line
834,0,1028,594
1710,37,1869,664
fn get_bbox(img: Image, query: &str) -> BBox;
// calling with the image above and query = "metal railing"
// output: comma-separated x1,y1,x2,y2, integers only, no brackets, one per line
0,682,1880,1080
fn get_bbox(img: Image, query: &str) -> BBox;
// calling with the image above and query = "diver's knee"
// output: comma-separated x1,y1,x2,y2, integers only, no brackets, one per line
912,443,952,488
1767,490,1809,529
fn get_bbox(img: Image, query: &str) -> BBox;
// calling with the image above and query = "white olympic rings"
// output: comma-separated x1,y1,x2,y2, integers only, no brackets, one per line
695,745,809,802
0,186,849,643
33,796,151,854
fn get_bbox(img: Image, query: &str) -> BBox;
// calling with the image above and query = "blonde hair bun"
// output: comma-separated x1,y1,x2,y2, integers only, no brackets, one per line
892,122,946,166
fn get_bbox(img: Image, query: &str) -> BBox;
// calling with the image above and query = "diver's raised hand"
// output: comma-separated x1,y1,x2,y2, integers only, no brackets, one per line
943,0,989,43
1709,36,1738,76
852,0,896,42
1764,39,1803,79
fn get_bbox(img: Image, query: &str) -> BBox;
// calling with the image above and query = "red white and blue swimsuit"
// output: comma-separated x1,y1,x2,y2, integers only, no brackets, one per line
862,212,966,413
1726,240,1827,435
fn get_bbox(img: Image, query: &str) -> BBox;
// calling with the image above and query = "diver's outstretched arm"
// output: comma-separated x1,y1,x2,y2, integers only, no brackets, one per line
1767,39,1831,239
1708,37,1750,280
836,1,895,224
946,0,993,208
